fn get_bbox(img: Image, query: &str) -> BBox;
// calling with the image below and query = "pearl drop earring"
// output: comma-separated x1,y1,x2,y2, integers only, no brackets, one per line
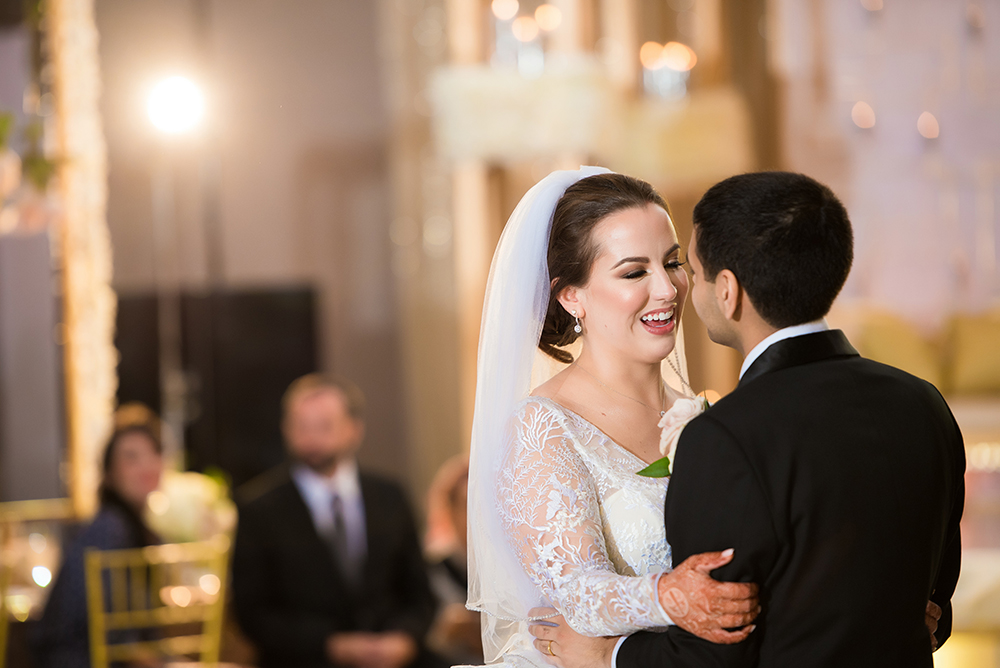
572,310,582,334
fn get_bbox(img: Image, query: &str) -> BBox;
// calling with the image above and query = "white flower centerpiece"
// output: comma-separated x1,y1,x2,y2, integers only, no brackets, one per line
144,470,237,543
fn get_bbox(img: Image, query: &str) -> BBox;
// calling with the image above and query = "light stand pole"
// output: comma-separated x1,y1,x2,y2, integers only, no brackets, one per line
147,76,204,467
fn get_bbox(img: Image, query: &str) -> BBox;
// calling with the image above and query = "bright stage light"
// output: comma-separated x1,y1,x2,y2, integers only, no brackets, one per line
147,76,204,134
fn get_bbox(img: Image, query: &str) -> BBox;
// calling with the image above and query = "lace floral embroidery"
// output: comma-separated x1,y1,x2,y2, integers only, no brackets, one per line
497,397,673,636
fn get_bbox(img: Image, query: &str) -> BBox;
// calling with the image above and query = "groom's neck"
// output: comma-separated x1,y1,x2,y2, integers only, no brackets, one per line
729,315,779,361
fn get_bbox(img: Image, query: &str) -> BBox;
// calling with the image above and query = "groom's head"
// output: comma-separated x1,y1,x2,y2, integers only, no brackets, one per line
688,171,853,349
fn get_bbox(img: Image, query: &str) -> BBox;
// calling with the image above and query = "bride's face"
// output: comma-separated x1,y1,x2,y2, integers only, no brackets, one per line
564,203,688,364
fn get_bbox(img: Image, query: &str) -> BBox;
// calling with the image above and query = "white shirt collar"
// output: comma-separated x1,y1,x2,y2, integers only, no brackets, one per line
739,319,829,379
292,457,362,501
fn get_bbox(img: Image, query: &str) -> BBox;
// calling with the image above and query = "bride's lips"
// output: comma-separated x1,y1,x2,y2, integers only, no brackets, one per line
639,307,677,335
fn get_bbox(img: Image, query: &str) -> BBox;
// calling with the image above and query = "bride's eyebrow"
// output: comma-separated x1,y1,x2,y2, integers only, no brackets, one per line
609,244,681,269
610,256,648,269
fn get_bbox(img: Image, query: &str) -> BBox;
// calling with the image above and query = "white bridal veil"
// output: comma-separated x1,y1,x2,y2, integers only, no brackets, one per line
465,166,691,664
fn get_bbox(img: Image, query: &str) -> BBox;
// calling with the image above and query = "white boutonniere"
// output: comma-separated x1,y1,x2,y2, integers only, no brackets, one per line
637,396,709,478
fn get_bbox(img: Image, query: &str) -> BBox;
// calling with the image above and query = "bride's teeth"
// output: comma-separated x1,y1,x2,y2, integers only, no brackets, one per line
642,311,674,323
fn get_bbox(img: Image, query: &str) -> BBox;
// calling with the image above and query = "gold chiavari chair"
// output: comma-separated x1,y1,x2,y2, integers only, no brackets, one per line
85,535,230,668
0,556,10,668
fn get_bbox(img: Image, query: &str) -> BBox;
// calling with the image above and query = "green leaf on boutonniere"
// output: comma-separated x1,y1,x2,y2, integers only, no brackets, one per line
636,456,671,478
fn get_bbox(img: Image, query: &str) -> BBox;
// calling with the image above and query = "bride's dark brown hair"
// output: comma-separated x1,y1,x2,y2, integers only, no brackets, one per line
539,173,672,363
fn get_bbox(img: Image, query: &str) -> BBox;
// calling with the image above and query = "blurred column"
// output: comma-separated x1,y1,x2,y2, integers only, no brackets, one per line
601,0,639,92
447,0,490,446
549,0,584,55
382,0,464,503
451,162,492,447
691,0,724,84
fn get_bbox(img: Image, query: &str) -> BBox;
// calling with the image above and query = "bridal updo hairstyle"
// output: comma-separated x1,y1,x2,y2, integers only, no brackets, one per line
539,173,671,364
692,171,853,329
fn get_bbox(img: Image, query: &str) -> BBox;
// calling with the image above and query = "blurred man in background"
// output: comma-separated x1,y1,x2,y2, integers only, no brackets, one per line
233,374,439,668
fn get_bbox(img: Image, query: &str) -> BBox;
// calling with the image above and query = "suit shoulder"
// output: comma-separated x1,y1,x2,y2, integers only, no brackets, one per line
360,471,410,500
235,464,294,511
852,356,955,414
360,472,421,521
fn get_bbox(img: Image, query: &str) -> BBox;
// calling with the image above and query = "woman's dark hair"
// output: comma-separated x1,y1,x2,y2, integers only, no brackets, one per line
692,171,853,329
99,403,163,547
539,173,671,363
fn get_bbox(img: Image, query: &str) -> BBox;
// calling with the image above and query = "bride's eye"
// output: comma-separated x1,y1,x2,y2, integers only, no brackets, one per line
665,259,688,271
622,269,647,279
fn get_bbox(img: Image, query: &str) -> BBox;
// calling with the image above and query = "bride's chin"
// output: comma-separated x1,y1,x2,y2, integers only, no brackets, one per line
632,335,677,364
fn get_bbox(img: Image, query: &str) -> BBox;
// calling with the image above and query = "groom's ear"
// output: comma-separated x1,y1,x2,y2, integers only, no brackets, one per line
715,269,743,322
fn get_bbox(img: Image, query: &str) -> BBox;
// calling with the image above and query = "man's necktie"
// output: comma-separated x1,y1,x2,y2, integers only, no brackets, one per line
329,494,360,584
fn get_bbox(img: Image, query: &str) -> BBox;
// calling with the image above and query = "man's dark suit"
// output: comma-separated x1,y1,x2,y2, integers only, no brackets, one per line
232,467,439,668
618,330,965,667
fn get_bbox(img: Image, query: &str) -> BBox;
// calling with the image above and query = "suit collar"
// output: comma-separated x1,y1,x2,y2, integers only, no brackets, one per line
738,329,859,387
740,319,829,379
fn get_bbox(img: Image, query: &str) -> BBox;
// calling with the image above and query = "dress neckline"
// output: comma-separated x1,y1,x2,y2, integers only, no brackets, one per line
526,395,659,467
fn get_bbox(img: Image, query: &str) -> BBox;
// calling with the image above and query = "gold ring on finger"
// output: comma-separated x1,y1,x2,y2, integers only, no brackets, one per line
546,640,555,657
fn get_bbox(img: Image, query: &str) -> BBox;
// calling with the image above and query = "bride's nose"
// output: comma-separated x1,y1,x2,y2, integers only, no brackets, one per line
651,267,679,301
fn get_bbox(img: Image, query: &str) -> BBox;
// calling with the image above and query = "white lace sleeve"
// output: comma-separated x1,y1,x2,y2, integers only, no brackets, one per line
497,401,671,637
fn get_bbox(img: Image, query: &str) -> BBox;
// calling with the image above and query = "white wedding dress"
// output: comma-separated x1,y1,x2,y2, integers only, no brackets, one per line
464,166,693,668
491,395,675,667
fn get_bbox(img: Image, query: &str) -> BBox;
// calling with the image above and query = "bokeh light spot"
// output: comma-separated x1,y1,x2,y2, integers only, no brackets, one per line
660,42,697,72
200,573,222,596
32,566,52,587
640,42,665,70
851,101,876,129
491,0,519,21
512,16,540,42
28,532,47,554
148,490,170,515
535,4,562,32
917,111,940,139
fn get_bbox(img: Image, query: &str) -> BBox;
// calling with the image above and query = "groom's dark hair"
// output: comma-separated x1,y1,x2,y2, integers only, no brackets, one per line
693,171,853,329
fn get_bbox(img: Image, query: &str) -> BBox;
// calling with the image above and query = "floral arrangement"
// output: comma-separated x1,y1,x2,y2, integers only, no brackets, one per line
637,395,709,478
144,470,237,544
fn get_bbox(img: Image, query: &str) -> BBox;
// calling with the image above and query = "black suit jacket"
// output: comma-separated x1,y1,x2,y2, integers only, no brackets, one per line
232,466,438,668
618,330,965,668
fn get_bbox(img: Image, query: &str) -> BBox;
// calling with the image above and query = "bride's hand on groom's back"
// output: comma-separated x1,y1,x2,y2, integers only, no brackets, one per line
658,548,760,644
527,609,618,668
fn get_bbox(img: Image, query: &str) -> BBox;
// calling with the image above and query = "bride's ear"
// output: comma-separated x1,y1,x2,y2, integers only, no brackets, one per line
556,285,584,319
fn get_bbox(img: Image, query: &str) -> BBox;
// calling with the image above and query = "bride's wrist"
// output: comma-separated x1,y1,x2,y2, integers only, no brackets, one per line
656,571,673,600
654,572,676,624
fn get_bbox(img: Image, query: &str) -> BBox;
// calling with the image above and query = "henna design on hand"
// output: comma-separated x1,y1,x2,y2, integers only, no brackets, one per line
657,549,760,645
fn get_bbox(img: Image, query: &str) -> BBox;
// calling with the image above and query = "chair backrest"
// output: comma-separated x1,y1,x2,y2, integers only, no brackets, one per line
0,557,10,668
84,535,230,668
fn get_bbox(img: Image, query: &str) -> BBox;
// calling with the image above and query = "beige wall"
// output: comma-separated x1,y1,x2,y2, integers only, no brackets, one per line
97,0,429,493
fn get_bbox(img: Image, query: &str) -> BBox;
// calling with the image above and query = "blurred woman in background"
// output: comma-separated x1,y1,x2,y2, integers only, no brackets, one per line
424,454,481,665
32,403,164,668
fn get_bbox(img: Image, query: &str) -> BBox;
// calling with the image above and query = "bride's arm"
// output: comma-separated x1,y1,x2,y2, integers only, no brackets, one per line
498,402,671,637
